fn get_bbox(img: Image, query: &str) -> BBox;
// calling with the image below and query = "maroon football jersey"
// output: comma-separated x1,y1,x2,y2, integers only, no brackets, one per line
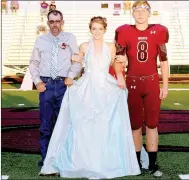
115,24,169,76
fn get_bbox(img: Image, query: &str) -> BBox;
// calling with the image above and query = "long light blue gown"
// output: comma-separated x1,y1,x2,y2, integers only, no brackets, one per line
40,40,141,179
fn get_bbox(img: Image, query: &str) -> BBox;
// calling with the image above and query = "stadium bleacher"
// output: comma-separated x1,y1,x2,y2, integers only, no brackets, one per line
2,2,189,77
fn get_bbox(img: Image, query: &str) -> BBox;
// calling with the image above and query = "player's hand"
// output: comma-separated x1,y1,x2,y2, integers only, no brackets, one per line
71,52,84,63
159,87,168,100
117,75,126,89
36,82,46,92
64,77,74,87
115,55,127,63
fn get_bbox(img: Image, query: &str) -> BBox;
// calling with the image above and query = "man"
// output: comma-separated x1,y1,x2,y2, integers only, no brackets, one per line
29,10,82,167
113,1,169,177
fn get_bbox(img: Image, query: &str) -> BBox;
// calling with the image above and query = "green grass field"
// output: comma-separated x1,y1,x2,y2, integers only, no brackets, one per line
2,83,189,89
1,83,21,89
2,152,189,180
2,83,189,179
2,90,39,108
166,84,189,88
2,89,189,110
161,91,189,110
2,133,189,180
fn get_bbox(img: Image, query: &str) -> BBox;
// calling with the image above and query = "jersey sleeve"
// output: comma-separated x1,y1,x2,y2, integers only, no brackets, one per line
157,25,169,45
156,25,169,61
158,44,168,62
114,25,128,55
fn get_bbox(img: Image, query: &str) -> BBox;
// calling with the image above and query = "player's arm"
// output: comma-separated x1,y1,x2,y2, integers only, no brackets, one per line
113,27,127,75
158,44,169,100
111,43,123,76
158,26,169,100
111,43,126,89
114,28,127,63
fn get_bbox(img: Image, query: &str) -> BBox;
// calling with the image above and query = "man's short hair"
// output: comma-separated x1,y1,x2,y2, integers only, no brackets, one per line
47,10,63,20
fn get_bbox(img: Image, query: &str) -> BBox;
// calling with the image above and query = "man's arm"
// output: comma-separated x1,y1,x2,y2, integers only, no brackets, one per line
29,37,46,92
67,34,82,79
29,37,42,86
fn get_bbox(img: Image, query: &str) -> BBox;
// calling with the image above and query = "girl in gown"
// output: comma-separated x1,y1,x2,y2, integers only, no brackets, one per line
39,16,141,179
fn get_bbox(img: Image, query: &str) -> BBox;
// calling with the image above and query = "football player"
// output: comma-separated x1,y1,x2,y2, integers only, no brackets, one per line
113,1,169,177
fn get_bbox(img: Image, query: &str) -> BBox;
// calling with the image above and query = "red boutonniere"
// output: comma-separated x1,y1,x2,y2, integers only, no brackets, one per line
60,42,69,49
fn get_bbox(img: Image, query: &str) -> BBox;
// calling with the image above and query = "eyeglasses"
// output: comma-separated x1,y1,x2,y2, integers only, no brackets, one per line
48,20,62,24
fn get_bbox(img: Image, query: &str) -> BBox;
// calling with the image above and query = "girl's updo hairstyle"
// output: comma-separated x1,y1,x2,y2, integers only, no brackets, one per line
89,16,107,30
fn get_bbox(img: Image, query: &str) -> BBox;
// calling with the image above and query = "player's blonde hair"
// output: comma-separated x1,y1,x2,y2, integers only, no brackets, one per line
132,1,151,11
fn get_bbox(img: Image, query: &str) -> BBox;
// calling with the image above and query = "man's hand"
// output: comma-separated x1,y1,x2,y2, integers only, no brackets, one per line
117,75,126,89
64,77,74,87
115,55,127,63
36,82,46,92
159,86,168,100
71,52,84,63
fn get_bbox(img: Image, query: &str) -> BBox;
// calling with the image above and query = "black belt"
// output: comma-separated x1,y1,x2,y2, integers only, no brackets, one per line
40,76,66,80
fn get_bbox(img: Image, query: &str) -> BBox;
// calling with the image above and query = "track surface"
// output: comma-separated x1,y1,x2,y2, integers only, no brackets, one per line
2,108,189,153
